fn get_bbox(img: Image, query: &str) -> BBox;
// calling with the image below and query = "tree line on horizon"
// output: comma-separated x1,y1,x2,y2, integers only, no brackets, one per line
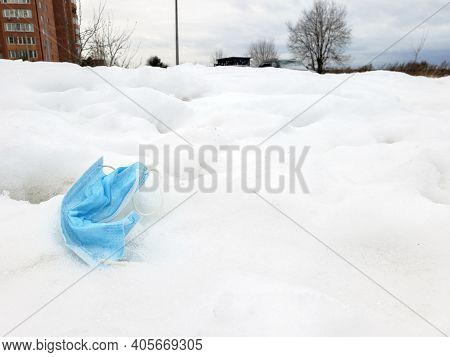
77,0,448,77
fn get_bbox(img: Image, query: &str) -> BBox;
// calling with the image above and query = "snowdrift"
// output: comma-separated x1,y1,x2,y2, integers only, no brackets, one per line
1,59,450,336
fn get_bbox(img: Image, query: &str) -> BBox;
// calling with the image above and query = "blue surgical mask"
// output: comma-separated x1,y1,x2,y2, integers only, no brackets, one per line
61,158,149,266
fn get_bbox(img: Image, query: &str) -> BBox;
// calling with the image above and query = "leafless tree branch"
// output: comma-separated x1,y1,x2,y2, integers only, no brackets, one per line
248,39,278,67
78,0,106,59
211,49,225,66
78,0,140,68
287,0,351,74
412,27,428,63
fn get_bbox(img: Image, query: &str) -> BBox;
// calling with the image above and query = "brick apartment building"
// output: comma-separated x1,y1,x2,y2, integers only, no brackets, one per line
0,0,80,63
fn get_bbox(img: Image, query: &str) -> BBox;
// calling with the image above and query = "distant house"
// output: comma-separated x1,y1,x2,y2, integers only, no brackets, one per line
215,57,251,67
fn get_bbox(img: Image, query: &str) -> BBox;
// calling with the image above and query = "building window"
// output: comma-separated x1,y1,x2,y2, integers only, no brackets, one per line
1,0,31,3
3,9,33,18
5,23,34,32
8,49,37,59
10,36,36,45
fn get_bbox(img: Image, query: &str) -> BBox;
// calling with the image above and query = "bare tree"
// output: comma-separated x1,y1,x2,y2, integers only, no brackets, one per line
211,49,225,66
248,39,278,66
89,15,140,68
78,0,140,67
287,0,351,74
77,0,105,60
412,27,428,63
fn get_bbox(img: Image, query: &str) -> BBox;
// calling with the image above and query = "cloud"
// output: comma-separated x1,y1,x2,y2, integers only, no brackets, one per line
83,0,450,66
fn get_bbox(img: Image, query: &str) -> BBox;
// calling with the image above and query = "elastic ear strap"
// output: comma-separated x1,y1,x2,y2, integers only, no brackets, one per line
103,164,162,216
132,168,163,217
102,165,116,172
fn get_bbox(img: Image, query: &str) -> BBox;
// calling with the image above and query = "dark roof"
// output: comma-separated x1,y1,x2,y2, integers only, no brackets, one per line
216,57,251,66
218,57,251,60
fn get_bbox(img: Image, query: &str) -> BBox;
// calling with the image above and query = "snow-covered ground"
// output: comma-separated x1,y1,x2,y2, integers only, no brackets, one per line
1,60,450,336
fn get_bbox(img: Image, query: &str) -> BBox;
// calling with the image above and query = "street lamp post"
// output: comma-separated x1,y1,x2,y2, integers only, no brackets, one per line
175,0,179,65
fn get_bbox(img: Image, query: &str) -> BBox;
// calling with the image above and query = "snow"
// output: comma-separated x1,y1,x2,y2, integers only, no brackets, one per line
1,59,450,336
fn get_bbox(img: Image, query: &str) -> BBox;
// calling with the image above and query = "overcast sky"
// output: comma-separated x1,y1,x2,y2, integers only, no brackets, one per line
83,0,450,67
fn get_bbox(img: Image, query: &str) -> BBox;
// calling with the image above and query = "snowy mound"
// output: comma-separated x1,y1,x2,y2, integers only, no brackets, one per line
1,60,450,336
